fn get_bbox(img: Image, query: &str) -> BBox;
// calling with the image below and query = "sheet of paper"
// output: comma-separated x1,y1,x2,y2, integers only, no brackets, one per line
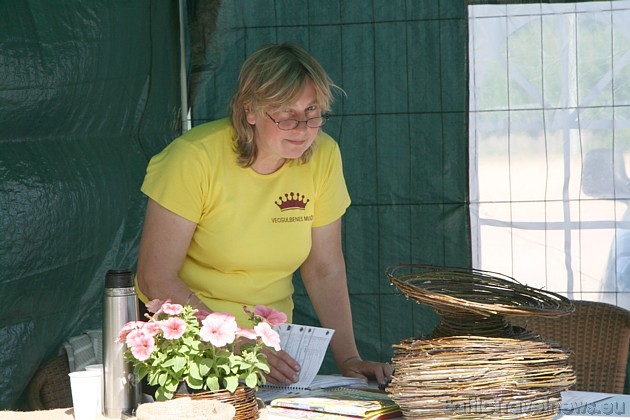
258,324,368,403
561,390,614,408
276,324,335,388
307,375,367,389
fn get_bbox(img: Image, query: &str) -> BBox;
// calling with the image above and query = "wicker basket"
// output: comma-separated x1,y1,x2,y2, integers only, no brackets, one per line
385,264,577,419
26,353,73,410
386,264,574,337
174,385,258,420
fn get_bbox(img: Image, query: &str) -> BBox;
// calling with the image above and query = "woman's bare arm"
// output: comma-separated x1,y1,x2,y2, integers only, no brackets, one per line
136,198,208,310
300,219,392,385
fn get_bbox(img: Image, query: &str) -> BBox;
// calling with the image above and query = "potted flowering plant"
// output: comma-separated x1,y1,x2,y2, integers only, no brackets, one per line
117,299,286,401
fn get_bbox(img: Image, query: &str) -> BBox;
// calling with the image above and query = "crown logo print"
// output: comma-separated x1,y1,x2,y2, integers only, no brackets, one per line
275,192,310,211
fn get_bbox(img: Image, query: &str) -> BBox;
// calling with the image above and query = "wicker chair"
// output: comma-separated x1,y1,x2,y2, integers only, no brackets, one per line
508,300,630,394
25,352,73,410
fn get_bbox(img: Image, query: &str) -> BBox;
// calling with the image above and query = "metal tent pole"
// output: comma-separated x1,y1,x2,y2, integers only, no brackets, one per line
179,0,191,133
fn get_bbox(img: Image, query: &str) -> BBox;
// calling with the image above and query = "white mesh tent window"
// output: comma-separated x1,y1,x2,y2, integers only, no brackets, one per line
468,1,630,309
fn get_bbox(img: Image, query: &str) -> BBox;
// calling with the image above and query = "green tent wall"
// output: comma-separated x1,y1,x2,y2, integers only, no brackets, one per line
0,0,469,409
0,1,182,409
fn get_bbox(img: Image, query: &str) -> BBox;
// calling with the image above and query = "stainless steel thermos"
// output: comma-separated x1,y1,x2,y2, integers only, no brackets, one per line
103,269,140,418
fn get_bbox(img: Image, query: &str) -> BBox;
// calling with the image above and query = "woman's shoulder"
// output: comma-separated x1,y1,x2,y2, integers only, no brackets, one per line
312,130,342,160
148,118,234,170
315,131,339,152
163,118,234,158
180,118,234,145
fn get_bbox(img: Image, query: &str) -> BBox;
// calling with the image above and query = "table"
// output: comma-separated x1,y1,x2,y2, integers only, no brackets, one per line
2,391,627,419
0,408,271,419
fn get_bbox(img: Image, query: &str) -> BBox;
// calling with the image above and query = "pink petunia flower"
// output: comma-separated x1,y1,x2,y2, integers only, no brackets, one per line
161,316,187,340
126,328,148,348
199,312,238,347
236,327,257,340
254,305,287,326
116,321,145,343
162,302,183,316
145,299,164,314
142,322,163,337
254,322,281,351
130,334,155,361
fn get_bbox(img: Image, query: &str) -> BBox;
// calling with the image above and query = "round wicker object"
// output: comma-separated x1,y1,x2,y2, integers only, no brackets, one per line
385,264,577,419
386,264,574,318
174,386,258,420
387,264,573,338
388,336,575,419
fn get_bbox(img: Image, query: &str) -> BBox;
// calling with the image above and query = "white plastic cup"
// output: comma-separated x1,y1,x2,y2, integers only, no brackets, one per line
84,364,104,415
68,370,101,420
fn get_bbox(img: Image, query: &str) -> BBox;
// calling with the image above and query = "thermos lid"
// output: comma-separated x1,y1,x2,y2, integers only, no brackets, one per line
105,269,133,288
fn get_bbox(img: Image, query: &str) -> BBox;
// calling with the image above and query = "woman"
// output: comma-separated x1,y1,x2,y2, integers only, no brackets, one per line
136,43,392,387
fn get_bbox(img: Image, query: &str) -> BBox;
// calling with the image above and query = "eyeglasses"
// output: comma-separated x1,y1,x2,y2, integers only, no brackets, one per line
266,113,329,130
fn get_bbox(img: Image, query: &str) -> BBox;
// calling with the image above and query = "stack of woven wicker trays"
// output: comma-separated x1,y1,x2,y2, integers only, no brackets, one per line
386,264,576,419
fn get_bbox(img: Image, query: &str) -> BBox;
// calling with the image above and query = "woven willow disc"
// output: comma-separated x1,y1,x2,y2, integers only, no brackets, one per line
388,336,576,419
386,264,574,318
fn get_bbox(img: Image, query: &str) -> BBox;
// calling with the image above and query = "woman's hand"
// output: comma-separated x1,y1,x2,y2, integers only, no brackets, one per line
261,348,301,385
339,357,394,388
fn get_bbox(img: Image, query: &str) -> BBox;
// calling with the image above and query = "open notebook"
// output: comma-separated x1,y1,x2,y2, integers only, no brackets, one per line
256,324,367,402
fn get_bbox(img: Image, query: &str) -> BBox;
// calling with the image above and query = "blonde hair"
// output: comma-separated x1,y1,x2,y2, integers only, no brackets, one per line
229,43,341,167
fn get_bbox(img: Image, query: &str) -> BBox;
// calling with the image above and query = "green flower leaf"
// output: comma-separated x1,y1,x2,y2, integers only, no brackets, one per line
206,375,220,391
162,355,187,374
257,353,269,363
135,364,149,381
215,357,230,375
186,375,203,389
189,360,201,381
256,362,270,373
164,377,179,393
157,371,168,387
155,386,174,402
245,372,258,389
216,348,232,358
224,376,239,393
197,357,213,377
147,370,160,386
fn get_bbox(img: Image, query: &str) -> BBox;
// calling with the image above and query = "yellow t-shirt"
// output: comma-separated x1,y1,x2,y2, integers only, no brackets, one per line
138,118,351,325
